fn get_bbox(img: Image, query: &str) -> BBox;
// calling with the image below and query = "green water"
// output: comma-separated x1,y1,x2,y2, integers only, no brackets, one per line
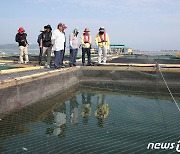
0,65,17,70
0,88,180,153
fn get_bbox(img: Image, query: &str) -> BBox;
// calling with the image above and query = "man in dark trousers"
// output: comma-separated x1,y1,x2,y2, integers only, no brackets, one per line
37,27,46,66
51,23,65,69
61,24,67,68
81,28,92,66
69,28,79,67
38,25,52,68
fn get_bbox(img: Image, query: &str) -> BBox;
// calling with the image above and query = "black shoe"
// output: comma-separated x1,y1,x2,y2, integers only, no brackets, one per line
87,63,91,66
73,64,76,66
82,63,85,66
54,64,60,69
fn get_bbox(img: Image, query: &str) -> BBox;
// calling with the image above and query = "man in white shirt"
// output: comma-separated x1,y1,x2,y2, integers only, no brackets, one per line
51,23,65,69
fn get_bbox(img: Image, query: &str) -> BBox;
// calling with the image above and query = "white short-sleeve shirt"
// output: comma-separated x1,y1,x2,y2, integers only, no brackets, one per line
51,29,65,51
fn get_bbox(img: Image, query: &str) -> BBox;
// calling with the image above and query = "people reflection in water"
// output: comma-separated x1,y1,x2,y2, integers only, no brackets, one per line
81,93,92,125
70,96,79,124
95,94,109,127
43,102,67,138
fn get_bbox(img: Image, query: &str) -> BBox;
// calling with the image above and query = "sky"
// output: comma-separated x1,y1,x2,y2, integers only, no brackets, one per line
0,0,180,50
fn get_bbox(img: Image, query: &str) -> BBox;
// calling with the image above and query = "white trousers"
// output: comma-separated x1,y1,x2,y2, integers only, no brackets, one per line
98,46,107,63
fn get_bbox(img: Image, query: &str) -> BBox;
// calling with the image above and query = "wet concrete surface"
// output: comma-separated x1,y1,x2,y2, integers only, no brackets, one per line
0,68,51,81
110,56,180,64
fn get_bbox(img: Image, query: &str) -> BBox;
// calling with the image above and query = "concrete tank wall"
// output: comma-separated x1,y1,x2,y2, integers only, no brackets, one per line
0,66,180,116
0,67,83,116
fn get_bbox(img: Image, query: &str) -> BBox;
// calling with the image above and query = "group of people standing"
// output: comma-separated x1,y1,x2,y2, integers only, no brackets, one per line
15,23,110,69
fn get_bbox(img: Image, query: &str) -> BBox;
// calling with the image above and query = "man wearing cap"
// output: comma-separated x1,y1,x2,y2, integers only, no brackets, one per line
69,28,79,67
95,27,110,64
39,25,52,68
61,24,67,67
15,27,29,64
81,28,92,66
51,23,65,69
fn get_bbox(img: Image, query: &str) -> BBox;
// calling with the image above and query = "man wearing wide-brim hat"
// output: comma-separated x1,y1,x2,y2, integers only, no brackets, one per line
95,27,110,64
81,28,92,66
39,24,52,68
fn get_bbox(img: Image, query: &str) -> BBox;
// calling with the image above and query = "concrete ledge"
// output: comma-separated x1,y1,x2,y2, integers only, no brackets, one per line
100,63,180,68
0,60,14,63
0,67,81,89
0,66,45,74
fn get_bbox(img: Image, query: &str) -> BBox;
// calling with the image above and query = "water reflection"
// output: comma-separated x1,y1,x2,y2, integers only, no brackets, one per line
70,96,79,125
43,93,110,138
81,93,92,125
95,94,109,127
43,103,67,138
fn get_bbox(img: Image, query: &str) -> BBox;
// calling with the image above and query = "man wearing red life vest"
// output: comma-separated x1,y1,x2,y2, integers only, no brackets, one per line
81,28,92,66
95,27,110,64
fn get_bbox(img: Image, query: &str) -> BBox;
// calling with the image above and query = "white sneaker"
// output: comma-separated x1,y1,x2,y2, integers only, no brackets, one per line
46,65,50,69
25,61,30,64
45,62,48,66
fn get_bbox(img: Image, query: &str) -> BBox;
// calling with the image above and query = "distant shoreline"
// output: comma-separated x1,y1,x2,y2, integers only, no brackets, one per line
0,43,180,56
0,49,180,56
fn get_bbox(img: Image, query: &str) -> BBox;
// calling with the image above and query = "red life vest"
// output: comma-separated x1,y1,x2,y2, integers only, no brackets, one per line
83,33,90,43
99,32,107,42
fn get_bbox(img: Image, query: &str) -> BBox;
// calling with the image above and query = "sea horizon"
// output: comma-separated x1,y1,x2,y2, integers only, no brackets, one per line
0,43,180,56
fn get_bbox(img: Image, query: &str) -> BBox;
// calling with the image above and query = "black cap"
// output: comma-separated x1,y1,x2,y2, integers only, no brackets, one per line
99,27,105,32
44,24,52,30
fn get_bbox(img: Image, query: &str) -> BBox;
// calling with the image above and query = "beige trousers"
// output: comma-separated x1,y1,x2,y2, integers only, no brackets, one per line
19,46,29,63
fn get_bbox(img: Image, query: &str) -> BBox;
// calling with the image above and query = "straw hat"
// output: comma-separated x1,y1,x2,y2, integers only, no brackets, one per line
84,28,90,32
